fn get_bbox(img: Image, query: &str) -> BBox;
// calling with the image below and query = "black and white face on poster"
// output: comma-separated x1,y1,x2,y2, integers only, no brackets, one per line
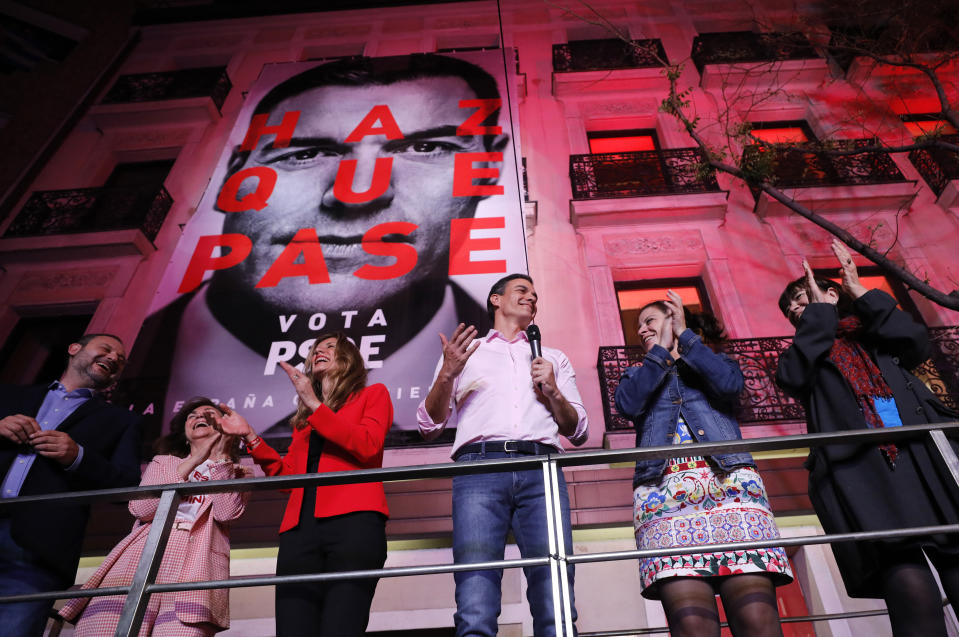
123,51,527,447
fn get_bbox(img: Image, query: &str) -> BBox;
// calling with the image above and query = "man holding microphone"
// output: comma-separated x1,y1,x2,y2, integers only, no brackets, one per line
418,273,588,637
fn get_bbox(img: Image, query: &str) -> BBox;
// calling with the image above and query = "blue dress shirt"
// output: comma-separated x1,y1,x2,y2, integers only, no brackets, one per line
1,381,90,498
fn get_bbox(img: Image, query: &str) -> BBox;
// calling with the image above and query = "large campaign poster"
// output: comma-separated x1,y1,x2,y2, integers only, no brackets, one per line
121,50,527,450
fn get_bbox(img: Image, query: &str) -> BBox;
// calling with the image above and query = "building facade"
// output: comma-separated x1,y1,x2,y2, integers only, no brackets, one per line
1,0,958,635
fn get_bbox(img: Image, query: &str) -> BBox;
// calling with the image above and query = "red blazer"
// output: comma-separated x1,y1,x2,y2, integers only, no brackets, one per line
250,383,392,533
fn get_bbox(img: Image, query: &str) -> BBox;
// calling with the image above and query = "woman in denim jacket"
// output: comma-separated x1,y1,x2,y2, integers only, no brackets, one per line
615,291,792,637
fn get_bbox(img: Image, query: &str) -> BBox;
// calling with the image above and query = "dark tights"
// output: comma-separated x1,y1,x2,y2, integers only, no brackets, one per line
658,574,783,637
880,548,959,637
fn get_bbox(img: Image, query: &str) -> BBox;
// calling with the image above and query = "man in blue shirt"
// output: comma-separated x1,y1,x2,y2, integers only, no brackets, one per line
0,333,141,637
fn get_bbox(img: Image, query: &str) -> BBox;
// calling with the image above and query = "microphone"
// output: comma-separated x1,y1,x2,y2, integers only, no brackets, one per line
527,324,544,392
526,324,542,360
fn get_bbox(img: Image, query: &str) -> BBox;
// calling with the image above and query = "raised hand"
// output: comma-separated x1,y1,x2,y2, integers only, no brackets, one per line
216,403,254,439
657,312,676,353
831,239,868,299
279,361,322,412
194,428,222,459
438,323,480,380
210,424,237,461
664,289,687,339
424,323,480,425
802,259,828,303
177,426,222,480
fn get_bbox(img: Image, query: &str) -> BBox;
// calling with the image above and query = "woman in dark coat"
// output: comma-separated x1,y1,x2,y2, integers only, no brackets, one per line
776,239,959,637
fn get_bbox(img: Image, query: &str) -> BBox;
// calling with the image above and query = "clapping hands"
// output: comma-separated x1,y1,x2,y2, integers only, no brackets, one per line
802,239,868,302
279,361,322,412
657,290,685,356
830,239,868,299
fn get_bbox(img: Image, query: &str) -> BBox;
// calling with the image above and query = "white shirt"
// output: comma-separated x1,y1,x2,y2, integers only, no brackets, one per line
175,459,215,525
417,329,589,457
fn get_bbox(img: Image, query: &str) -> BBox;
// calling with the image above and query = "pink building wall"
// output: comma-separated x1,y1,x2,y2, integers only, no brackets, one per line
2,1,958,634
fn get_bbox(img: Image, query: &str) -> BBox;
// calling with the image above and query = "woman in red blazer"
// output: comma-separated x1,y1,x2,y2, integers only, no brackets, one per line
220,331,393,637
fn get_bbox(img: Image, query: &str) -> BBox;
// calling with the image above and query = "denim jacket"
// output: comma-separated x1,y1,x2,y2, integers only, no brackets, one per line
614,329,754,488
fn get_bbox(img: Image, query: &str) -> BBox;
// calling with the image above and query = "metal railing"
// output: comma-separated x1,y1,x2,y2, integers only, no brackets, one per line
909,134,959,196
826,24,959,74
569,148,721,200
3,186,173,242
2,422,959,637
740,138,907,195
691,31,819,73
553,38,668,73
101,67,232,113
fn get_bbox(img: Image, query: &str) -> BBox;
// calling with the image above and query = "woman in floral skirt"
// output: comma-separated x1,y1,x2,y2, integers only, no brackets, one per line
615,290,792,637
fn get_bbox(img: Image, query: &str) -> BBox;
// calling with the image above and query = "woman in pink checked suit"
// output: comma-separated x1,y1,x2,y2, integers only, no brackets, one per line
59,397,251,636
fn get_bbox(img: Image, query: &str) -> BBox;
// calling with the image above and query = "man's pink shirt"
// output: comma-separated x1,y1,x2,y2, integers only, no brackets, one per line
417,329,589,457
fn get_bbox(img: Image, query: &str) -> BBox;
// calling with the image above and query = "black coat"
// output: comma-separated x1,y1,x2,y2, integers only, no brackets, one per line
776,289,959,598
0,384,141,584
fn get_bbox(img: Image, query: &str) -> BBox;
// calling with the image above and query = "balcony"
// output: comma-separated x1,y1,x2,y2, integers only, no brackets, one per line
742,139,915,216
570,148,720,199
552,38,669,96
0,186,172,260
597,326,959,434
568,148,727,226
828,24,959,84
691,31,826,91
909,134,959,209
90,66,231,129
553,38,667,72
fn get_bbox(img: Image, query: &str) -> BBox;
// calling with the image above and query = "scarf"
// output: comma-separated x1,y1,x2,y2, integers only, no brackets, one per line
828,316,898,467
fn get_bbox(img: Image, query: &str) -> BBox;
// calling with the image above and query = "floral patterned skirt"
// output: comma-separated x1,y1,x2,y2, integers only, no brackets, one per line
633,457,794,599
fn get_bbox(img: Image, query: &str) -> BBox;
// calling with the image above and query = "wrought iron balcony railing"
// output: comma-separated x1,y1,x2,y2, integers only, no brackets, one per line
691,31,819,73
827,24,959,73
552,38,667,73
909,134,959,196
598,327,959,433
569,148,720,200
741,138,907,193
4,186,173,242
101,66,232,112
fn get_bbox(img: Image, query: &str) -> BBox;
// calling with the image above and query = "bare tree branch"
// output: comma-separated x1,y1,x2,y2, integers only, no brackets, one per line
556,0,959,308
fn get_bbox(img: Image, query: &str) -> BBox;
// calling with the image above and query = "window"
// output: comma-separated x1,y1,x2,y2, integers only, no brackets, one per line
817,267,923,323
900,113,959,196
583,129,668,196
588,129,659,154
104,160,174,190
745,120,838,185
616,279,711,347
900,114,958,137
748,120,815,143
0,7,84,74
